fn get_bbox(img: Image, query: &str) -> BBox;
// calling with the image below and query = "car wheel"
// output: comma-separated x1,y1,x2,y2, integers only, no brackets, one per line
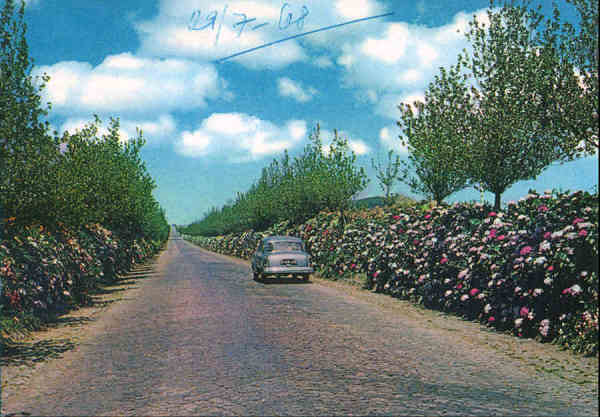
303,274,310,282
253,270,259,281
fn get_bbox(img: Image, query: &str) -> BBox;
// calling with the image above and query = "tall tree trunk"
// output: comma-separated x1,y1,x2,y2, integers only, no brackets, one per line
494,192,501,211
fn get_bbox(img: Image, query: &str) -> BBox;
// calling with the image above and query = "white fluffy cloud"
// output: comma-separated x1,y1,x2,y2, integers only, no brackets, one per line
318,128,371,156
33,53,226,117
59,114,177,145
335,8,490,112
277,77,317,102
176,113,307,161
375,92,425,119
379,125,408,154
134,0,388,69
313,56,334,68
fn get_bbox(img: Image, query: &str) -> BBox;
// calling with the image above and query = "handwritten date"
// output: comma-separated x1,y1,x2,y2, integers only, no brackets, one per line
188,2,310,44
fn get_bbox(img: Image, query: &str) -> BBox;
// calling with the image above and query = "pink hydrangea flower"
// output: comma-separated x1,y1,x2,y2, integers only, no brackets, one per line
520,246,533,256
538,205,548,212
393,215,401,220
440,257,448,264
488,316,495,323
488,211,497,217
497,235,506,241
520,306,529,317
469,288,480,297
572,218,584,225
424,214,431,220
543,231,551,239
579,229,588,237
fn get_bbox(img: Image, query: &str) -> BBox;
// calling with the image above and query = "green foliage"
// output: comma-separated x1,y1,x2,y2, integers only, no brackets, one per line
456,0,587,210
181,124,369,236
0,0,168,243
49,116,169,242
548,0,598,153
397,0,595,211
1,0,59,227
398,65,470,203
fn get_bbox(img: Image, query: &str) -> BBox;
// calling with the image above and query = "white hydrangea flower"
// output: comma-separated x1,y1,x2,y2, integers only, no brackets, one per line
460,294,469,301
484,304,492,313
445,290,453,297
544,277,553,285
515,318,523,328
570,284,582,295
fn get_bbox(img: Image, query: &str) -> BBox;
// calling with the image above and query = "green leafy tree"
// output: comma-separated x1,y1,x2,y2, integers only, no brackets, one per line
371,149,402,203
182,124,368,236
397,65,470,203
548,0,598,153
51,116,167,241
0,0,168,242
1,0,58,226
457,0,582,210
319,126,369,230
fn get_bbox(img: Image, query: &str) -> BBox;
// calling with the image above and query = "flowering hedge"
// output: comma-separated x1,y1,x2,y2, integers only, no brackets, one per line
0,221,166,335
184,190,598,356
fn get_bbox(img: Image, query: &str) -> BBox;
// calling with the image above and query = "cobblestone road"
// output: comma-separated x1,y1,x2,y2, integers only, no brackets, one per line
3,229,597,415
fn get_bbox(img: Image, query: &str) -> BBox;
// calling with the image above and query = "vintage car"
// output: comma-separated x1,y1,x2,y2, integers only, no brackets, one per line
251,235,314,281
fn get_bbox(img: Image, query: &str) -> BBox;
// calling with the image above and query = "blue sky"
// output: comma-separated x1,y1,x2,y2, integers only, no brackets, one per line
22,0,597,225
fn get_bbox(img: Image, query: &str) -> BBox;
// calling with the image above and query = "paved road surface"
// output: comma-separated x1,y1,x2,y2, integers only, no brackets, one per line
3,228,597,415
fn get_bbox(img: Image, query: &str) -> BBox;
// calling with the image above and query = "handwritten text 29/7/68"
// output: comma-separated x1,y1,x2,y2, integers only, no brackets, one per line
188,3,310,43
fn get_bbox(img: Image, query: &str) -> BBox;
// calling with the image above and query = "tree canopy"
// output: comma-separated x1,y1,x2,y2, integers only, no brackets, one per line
181,124,369,236
1,0,168,242
397,64,471,203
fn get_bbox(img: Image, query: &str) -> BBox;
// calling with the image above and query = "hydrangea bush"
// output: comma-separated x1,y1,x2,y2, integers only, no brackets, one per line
0,221,165,328
185,190,598,356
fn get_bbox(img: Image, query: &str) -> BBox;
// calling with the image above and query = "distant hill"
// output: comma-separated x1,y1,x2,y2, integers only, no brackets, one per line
352,196,387,209
352,194,417,209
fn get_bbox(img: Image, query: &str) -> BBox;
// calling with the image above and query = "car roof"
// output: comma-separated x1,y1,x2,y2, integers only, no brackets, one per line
262,235,303,242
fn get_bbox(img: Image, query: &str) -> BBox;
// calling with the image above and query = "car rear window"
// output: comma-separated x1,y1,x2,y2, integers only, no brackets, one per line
268,241,303,252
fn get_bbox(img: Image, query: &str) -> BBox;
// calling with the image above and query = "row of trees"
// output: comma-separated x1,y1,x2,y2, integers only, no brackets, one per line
181,125,368,236
398,0,598,209
1,0,168,242
186,0,597,236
